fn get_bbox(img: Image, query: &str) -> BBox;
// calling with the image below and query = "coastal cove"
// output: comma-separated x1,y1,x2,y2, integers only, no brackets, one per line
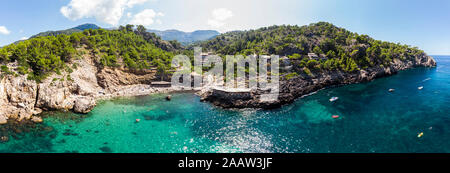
0,56,449,153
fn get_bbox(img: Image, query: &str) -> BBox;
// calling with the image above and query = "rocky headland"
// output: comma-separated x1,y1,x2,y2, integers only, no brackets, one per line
200,53,436,108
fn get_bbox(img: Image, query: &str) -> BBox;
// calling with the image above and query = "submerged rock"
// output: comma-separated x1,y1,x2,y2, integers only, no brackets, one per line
0,136,9,143
63,132,71,136
166,95,172,101
31,116,43,123
99,146,113,153
144,115,152,120
14,128,22,134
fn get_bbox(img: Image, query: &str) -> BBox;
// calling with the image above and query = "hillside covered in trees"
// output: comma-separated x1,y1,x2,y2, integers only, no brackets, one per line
0,22,431,83
0,25,180,82
194,22,427,75
0,22,437,113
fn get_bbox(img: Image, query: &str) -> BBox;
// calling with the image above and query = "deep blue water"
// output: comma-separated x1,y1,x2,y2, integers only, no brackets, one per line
0,56,449,153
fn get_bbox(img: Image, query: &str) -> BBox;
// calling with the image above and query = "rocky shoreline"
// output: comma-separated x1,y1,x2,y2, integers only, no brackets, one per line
0,52,437,125
0,55,176,125
199,53,437,108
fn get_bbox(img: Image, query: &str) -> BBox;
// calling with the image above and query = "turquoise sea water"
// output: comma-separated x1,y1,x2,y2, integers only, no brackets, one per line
1,56,449,153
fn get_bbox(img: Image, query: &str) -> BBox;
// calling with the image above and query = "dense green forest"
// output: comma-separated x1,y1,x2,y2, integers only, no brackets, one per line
0,22,428,82
0,25,179,82
193,22,426,74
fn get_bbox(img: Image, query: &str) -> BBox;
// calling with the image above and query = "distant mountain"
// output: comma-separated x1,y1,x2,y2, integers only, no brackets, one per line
72,24,100,31
14,23,181,52
147,29,220,45
27,25,218,46
30,24,100,38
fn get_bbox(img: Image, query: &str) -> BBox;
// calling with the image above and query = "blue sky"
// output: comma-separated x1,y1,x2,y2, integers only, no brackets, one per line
0,0,449,55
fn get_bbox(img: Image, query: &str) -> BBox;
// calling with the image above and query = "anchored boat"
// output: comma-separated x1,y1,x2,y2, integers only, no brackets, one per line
329,97,339,102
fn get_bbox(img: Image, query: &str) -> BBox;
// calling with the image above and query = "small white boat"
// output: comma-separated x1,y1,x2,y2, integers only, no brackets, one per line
389,89,395,92
418,86,424,90
329,97,339,102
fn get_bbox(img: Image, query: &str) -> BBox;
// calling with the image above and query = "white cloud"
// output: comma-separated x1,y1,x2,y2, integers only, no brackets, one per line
130,9,163,27
208,8,233,28
60,0,149,26
212,8,233,21
207,20,224,28
173,23,182,28
127,0,148,7
0,26,10,35
20,37,28,40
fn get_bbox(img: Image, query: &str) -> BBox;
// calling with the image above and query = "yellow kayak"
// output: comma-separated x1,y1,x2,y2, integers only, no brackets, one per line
417,132,424,138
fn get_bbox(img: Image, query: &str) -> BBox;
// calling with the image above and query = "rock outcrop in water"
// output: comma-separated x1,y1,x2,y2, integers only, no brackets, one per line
200,53,436,108
73,97,97,114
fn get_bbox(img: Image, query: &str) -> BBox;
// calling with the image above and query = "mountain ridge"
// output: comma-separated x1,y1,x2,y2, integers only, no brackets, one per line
27,24,220,46
30,23,101,39
147,29,220,45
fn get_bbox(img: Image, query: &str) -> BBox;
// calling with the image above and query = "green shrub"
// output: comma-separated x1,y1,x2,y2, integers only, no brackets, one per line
285,72,299,80
303,67,313,76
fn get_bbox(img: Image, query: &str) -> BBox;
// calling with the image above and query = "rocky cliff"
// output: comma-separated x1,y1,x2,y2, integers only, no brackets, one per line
200,53,437,108
0,55,164,125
